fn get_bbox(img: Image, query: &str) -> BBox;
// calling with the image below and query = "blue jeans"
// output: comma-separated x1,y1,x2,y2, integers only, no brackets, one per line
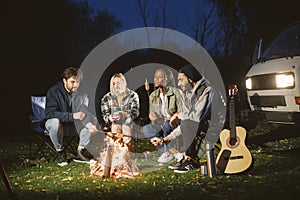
142,120,173,152
45,118,92,151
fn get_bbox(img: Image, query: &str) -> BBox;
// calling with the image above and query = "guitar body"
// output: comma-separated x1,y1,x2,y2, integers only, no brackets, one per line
216,84,253,174
216,126,252,174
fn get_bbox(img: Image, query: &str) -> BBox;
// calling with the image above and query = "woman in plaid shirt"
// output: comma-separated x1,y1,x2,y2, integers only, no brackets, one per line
100,73,140,144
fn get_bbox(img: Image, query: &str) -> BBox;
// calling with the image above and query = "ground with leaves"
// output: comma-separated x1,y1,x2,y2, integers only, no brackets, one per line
1,120,300,199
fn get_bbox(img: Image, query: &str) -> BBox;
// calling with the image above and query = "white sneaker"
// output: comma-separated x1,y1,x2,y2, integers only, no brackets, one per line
158,152,173,163
173,153,184,162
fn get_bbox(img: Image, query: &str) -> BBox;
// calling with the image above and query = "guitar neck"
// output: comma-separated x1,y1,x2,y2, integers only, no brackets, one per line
229,97,236,139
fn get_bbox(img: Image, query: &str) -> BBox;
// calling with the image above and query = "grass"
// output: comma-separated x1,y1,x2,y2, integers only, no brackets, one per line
1,120,300,199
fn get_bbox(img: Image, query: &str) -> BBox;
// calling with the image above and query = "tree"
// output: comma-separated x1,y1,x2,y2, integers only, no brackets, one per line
209,0,247,57
135,0,151,27
188,0,216,48
71,0,122,63
91,10,122,45
1,0,122,137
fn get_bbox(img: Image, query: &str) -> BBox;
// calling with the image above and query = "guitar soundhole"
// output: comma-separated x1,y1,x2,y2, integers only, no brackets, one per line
229,138,237,146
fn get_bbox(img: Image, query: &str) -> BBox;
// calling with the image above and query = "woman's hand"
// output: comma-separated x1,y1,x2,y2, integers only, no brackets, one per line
150,136,171,146
149,112,158,123
108,114,116,122
112,111,128,121
150,137,163,146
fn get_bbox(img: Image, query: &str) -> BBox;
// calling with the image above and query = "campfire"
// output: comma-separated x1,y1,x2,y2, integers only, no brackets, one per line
90,132,140,178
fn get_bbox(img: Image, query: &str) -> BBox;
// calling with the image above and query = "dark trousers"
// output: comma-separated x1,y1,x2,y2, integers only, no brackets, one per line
180,119,208,161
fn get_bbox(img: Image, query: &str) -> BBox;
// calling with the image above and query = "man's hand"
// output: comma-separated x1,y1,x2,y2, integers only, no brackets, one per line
163,136,171,143
170,112,180,127
85,122,99,134
73,112,86,121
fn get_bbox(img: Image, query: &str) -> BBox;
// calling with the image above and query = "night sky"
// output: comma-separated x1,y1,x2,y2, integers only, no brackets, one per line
87,0,199,35
1,0,299,138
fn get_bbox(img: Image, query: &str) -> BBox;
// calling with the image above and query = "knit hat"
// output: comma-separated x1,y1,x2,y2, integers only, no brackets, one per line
179,64,202,82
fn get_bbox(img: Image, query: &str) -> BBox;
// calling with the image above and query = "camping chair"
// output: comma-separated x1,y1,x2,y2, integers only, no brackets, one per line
29,96,77,161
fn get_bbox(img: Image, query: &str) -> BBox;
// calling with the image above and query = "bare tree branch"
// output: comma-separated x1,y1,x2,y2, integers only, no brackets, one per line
187,0,217,49
135,0,151,27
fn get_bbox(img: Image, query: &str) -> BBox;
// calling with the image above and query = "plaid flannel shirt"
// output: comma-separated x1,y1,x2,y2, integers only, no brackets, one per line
101,88,140,125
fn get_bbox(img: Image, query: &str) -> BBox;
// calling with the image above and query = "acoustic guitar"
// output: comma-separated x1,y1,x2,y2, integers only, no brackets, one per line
216,84,252,174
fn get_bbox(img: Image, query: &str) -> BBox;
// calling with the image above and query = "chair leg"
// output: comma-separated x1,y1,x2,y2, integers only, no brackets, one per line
30,132,57,161
31,142,46,160
30,132,80,162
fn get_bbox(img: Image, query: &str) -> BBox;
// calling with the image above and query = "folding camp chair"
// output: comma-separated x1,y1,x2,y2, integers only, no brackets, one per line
29,96,77,161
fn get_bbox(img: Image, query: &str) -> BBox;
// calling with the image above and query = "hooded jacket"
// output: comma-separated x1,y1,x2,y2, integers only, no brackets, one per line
45,81,95,127
168,78,222,140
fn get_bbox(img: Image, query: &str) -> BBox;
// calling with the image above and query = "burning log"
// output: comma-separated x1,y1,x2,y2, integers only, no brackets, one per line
103,144,113,178
90,132,140,178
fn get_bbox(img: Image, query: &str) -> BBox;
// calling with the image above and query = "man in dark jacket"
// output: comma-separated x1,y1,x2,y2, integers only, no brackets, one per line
45,67,98,166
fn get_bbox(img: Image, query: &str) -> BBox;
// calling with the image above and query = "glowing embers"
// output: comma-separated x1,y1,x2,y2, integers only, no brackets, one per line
90,132,140,178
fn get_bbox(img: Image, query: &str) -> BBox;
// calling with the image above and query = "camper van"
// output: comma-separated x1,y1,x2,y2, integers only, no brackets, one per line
245,21,300,125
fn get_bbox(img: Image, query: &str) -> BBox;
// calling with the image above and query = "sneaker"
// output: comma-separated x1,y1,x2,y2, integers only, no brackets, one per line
158,152,173,163
173,159,200,173
173,153,184,161
168,157,185,170
73,149,93,164
57,150,68,166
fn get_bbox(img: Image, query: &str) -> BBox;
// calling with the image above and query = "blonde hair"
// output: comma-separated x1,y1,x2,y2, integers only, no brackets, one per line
110,73,127,94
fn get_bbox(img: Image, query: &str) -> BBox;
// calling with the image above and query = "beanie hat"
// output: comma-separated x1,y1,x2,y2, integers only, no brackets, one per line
179,64,202,82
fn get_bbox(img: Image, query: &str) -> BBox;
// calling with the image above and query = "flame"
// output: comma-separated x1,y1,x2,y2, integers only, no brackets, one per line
90,132,140,178
144,79,150,91
145,79,150,97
